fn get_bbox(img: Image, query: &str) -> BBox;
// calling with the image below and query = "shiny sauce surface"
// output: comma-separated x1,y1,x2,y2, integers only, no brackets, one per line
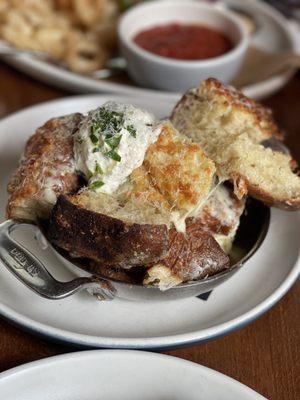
133,23,233,60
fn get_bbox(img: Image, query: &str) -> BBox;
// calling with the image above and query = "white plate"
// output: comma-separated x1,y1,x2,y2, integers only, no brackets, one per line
0,350,266,399
0,95,299,349
2,0,298,101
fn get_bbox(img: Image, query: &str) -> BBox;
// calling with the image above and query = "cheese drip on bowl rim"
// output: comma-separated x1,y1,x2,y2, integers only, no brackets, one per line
74,101,162,195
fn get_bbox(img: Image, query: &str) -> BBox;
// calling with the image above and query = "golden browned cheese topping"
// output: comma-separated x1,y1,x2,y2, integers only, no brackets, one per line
125,166,171,212
6,113,83,222
113,122,216,228
142,123,216,215
203,78,282,139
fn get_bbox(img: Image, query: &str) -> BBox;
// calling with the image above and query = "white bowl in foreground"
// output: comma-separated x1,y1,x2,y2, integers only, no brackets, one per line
118,0,249,92
0,350,266,399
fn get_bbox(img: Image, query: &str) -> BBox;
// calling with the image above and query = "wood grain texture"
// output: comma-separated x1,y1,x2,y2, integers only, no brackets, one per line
0,62,299,400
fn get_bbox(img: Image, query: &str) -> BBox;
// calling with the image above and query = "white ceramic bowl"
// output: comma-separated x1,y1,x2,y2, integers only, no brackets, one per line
0,351,266,399
118,0,249,92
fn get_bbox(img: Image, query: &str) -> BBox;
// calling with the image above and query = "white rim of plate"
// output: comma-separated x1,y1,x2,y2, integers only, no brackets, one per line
0,260,298,349
239,0,299,98
0,350,266,399
0,95,299,349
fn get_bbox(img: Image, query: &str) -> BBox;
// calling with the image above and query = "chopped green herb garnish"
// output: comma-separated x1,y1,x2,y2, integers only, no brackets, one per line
90,107,125,138
105,150,121,162
90,122,99,134
95,162,103,174
90,181,104,191
105,135,122,149
126,124,137,138
92,147,100,153
90,132,98,144
146,123,153,127
86,169,94,180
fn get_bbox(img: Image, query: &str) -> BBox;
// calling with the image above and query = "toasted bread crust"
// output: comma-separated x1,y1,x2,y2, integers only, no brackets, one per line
188,185,245,235
88,262,145,284
48,195,170,268
172,78,283,141
165,225,230,281
171,78,300,210
235,175,300,211
7,113,83,222
144,222,230,288
205,78,283,140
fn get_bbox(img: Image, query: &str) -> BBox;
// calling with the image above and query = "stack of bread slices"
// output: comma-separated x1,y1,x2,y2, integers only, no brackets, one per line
7,79,300,290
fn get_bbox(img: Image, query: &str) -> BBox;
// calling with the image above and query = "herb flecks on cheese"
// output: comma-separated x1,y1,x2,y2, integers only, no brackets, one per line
74,102,161,194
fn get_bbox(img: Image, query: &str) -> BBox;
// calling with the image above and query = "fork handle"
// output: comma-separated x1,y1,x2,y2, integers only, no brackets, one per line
0,220,115,300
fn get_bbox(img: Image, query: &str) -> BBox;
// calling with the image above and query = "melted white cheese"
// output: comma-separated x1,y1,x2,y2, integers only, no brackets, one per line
74,102,161,194
40,162,75,205
171,177,224,233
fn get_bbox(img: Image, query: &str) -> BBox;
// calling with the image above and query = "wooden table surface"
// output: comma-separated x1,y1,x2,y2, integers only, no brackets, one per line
0,63,299,399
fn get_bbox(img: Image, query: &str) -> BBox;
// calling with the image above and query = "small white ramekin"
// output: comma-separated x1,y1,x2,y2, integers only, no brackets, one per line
118,0,249,92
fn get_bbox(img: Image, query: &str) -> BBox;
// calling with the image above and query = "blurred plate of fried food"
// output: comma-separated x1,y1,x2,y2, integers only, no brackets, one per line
0,0,119,74
0,0,298,100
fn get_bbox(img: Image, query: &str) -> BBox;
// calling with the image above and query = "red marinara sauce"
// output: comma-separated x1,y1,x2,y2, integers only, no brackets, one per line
133,23,233,61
